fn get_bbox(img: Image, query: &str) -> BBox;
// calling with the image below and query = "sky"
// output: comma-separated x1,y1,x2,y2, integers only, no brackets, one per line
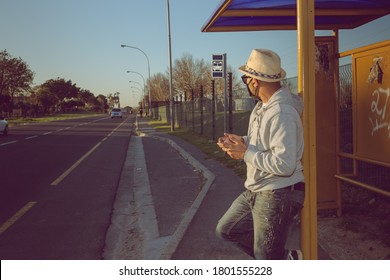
1,0,390,107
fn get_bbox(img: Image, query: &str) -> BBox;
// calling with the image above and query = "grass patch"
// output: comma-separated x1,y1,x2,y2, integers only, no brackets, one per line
149,120,246,180
8,113,104,125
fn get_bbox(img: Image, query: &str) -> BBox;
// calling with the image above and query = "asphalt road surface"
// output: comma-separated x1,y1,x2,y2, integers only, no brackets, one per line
0,114,135,259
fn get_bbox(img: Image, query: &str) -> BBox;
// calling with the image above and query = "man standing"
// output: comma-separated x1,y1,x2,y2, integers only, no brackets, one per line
216,49,305,259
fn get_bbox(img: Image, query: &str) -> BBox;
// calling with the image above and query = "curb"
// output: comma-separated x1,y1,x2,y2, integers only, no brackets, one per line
136,126,215,259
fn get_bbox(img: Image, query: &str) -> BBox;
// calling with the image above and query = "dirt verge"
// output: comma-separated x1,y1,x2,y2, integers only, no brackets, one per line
317,184,390,260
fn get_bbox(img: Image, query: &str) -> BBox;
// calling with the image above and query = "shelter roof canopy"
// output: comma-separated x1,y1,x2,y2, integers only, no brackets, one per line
202,0,390,32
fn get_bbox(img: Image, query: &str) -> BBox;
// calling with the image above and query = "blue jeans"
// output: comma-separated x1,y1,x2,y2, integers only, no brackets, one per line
216,187,304,259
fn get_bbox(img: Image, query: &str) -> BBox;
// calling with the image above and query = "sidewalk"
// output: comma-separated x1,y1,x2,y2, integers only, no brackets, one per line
130,117,331,260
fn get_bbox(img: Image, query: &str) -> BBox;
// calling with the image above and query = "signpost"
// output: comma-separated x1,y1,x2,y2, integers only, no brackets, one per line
212,54,225,78
212,54,227,132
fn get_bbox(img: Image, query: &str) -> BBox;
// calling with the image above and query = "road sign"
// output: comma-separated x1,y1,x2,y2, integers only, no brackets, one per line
212,54,225,78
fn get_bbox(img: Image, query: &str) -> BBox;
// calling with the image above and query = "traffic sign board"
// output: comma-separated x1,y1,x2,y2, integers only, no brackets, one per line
212,54,225,78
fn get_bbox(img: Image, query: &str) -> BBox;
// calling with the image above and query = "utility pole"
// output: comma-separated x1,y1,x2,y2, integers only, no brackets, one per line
167,0,174,131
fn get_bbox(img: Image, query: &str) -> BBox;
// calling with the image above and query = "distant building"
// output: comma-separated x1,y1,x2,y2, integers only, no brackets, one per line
235,98,256,111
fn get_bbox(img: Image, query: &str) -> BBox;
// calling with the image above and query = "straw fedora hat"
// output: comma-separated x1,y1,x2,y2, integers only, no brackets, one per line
239,49,286,82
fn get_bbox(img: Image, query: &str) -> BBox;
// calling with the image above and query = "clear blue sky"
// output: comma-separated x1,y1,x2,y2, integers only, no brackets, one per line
1,0,389,107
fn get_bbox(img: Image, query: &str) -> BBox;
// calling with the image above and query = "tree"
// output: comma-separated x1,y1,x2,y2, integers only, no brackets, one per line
0,50,34,112
0,94,11,113
78,89,95,104
173,53,210,100
39,78,81,111
149,72,170,101
96,94,108,112
171,53,245,108
78,89,100,110
34,86,58,113
1,50,106,116
41,78,79,101
107,92,120,108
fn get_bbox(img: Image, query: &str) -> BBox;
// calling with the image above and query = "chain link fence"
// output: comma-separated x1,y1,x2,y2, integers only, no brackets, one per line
153,63,389,197
152,65,353,139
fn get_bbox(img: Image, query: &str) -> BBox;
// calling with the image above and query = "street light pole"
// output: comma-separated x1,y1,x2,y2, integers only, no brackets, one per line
167,0,174,131
130,86,142,93
126,71,145,89
130,88,144,109
130,93,141,108
129,80,142,89
127,71,146,110
121,45,152,117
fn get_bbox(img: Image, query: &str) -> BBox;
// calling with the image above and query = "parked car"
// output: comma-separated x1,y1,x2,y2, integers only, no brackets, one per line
110,108,123,119
0,117,8,135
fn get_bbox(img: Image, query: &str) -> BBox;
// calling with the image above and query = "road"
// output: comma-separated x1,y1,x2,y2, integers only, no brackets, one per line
0,114,135,259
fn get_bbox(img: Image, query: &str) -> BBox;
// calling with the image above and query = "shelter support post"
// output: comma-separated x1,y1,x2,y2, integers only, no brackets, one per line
333,30,343,217
297,0,318,260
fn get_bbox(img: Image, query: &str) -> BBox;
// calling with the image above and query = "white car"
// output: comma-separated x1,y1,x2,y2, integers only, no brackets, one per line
0,117,8,135
110,108,123,119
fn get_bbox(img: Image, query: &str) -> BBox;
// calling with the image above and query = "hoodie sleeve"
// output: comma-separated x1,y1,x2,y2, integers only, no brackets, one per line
244,109,299,176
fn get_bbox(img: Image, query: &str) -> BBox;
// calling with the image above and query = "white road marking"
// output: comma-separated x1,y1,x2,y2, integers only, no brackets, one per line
0,141,18,146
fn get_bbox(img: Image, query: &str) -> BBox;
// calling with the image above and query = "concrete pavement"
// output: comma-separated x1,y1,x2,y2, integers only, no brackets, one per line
104,116,330,260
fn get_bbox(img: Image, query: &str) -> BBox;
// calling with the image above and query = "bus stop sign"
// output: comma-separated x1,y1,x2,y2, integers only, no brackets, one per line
212,54,225,78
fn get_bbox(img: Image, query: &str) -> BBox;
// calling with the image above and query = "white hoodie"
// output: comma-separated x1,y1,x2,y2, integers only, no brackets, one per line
243,87,304,192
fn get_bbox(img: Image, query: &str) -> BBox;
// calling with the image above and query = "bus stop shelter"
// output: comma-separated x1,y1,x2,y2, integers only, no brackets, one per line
202,0,390,259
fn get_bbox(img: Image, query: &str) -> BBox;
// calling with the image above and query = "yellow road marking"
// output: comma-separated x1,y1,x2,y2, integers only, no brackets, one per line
0,201,37,235
51,118,130,186
50,142,101,186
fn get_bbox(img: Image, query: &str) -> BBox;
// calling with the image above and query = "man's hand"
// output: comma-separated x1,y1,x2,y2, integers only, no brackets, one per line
217,133,247,160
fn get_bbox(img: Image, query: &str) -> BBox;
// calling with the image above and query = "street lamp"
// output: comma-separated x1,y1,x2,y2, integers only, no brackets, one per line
131,86,142,92
129,80,143,89
131,92,143,109
127,70,146,102
167,0,174,131
131,93,140,103
129,81,144,109
121,45,152,117
126,70,145,85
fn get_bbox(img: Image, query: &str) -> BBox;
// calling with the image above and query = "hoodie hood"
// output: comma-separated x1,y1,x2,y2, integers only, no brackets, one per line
263,87,304,116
